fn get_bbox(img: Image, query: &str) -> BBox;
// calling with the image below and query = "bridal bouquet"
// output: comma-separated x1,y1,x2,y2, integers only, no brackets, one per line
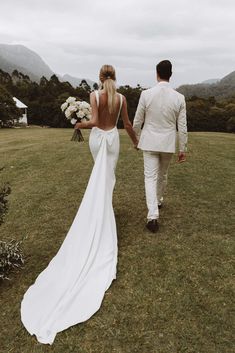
61,97,91,142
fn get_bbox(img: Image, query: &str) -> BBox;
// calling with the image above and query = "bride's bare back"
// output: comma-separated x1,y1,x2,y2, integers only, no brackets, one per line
91,89,122,131
77,89,138,146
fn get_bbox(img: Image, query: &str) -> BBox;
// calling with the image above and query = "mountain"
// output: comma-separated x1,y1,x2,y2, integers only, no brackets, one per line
61,74,96,88
220,71,235,85
0,43,95,87
0,44,54,82
177,71,235,99
201,78,220,84
0,54,38,82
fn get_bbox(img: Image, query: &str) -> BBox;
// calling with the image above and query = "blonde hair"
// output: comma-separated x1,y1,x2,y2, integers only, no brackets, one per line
99,65,117,114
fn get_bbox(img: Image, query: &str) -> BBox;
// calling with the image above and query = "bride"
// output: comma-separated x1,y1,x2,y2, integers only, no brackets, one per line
20,64,138,345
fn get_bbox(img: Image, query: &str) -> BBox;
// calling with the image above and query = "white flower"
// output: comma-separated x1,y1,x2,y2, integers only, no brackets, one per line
61,102,68,112
75,101,81,107
61,99,91,124
65,108,71,118
80,101,90,109
64,106,77,120
66,96,76,104
76,110,85,119
82,108,89,115
70,118,77,125
68,105,78,113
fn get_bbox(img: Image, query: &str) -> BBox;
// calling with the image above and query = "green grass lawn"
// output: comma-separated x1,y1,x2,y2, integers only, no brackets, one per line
0,128,234,353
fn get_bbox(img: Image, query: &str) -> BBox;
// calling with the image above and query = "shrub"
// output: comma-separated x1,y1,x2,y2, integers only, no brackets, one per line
0,176,25,281
0,183,11,226
0,239,24,280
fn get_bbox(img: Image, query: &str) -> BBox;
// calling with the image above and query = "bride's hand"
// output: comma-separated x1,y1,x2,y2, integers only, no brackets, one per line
133,143,139,150
75,122,81,130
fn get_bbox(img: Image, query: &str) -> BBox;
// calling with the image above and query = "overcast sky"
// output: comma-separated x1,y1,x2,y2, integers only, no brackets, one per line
0,0,235,87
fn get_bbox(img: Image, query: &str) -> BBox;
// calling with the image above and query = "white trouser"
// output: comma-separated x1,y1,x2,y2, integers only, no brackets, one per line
143,151,173,220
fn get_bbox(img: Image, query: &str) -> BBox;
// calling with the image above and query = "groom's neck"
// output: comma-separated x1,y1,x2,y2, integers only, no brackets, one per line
156,74,170,83
157,78,169,83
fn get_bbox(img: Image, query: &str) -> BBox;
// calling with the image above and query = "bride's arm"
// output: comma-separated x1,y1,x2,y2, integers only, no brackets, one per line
121,96,139,147
75,92,98,129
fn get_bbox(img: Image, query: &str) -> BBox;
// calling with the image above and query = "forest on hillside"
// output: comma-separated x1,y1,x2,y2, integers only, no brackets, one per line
177,71,235,100
0,69,235,132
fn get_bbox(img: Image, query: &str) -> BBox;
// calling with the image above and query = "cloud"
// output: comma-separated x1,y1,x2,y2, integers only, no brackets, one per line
0,0,234,87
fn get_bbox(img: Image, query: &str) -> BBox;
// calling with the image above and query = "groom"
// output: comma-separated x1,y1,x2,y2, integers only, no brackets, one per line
133,60,188,233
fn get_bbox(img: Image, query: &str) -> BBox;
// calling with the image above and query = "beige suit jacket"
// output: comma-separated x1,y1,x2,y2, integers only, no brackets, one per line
133,82,188,153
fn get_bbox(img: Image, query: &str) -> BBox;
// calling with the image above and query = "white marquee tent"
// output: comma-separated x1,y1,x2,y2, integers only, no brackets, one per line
13,97,28,124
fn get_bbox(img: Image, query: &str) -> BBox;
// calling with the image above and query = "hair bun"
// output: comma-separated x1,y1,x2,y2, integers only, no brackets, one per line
99,65,116,83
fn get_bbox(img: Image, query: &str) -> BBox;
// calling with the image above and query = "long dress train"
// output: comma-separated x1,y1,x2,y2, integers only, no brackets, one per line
20,92,123,345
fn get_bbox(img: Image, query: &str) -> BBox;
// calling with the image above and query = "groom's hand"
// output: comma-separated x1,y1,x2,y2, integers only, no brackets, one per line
178,152,186,163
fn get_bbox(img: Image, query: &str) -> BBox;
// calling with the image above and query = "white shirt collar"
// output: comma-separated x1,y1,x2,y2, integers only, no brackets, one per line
157,81,170,86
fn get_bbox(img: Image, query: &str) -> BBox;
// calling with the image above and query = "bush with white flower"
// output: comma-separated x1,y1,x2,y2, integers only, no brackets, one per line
61,97,92,141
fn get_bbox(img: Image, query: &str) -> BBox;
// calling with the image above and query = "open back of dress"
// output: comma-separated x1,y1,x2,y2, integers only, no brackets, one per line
21,92,123,345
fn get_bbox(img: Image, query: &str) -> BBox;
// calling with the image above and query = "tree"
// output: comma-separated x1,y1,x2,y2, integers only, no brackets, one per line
0,85,20,127
1,68,235,132
93,82,99,91
80,79,91,92
226,117,235,132
117,85,143,127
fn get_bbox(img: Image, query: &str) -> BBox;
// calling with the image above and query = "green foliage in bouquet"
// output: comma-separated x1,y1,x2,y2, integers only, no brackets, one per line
0,239,24,280
71,129,84,142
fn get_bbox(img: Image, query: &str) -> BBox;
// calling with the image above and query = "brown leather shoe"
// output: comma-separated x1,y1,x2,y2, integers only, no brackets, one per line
146,219,159,233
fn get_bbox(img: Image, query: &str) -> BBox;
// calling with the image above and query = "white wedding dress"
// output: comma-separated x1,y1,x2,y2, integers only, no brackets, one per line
21,92,123,345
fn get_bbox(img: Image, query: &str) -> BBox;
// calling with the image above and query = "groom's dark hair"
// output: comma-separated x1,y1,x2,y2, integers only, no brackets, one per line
156,60,172,80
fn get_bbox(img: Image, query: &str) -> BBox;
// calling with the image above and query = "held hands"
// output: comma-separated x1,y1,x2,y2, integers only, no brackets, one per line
178,152,186,163
133,140,139,150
